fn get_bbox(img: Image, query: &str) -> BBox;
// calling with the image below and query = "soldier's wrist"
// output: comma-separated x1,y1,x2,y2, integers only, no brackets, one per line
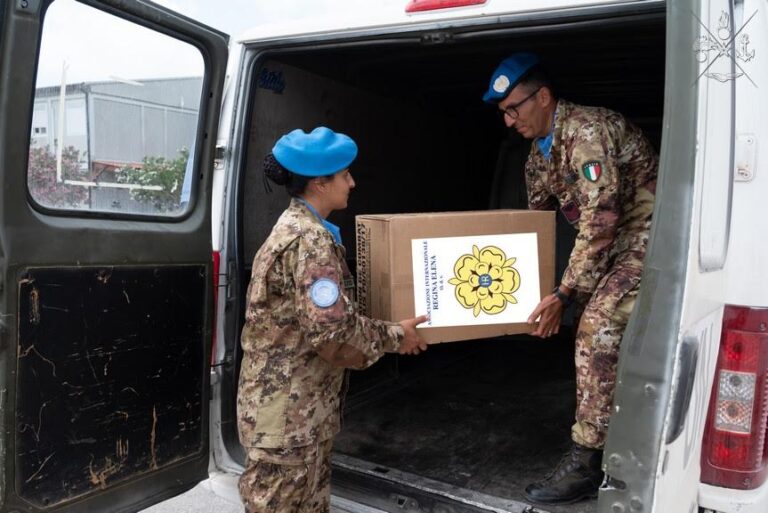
552,285,573,306
391,324,406,352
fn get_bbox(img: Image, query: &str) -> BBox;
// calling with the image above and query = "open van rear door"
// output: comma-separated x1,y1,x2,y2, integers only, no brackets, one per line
0,0,227,511
602,0,744,511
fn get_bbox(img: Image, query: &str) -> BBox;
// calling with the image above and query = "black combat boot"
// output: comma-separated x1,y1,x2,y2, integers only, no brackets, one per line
524,443,604,505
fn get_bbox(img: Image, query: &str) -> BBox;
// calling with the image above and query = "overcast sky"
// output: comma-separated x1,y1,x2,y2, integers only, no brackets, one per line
36,0,404,87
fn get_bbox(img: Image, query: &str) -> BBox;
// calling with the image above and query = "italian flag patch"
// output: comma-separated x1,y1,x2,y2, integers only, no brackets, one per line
582,161,602,182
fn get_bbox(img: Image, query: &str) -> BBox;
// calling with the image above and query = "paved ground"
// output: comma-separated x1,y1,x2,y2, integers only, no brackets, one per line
139,480,244,513
137,478,375,513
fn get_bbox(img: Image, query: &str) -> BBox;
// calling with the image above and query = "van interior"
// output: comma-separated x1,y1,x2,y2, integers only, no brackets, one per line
222,5,666,512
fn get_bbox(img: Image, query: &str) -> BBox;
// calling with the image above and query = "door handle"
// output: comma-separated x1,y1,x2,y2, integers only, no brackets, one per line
666,336,699,444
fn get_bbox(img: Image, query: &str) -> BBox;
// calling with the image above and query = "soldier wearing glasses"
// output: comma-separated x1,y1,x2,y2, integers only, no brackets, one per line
483,53,658,505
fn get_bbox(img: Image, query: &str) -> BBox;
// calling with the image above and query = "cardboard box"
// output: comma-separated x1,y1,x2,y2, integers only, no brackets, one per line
356,210,555,344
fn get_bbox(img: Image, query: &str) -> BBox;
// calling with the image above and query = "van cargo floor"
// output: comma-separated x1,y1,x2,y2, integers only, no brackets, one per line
335,336,597,513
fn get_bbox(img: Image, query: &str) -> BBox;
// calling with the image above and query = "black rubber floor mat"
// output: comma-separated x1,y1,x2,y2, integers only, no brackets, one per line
335,335,597,513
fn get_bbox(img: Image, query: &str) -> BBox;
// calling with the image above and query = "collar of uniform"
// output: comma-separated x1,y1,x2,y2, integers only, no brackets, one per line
292,198,343,246
540,99,572,163
535,105,559,160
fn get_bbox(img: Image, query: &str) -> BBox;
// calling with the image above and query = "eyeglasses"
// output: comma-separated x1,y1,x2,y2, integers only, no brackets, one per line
497,87,541,121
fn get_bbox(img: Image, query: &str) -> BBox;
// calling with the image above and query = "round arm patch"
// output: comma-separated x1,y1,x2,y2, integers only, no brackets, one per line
309,278,340,308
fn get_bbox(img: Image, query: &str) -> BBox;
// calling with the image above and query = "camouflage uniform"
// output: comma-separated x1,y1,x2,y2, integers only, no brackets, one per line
237,199,404,512
525,100,657,449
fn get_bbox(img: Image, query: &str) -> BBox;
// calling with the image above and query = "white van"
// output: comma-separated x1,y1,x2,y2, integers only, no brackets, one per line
0,0,765,512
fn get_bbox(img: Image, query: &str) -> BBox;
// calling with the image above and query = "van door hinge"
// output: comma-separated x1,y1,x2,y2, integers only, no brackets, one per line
421,32,453,45
389,493,420,510
211,355,233,369
15,0,42,14
735,133,756,182
214,145,227,170
225,260,236,301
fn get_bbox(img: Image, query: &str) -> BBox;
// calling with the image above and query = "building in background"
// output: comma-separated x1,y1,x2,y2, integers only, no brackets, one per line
30,77,202,213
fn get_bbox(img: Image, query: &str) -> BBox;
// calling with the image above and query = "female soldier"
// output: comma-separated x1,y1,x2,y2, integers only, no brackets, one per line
237,126,428,513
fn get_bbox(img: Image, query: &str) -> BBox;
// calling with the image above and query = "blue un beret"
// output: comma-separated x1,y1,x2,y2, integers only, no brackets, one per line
482,52,540,104
272,127,358,177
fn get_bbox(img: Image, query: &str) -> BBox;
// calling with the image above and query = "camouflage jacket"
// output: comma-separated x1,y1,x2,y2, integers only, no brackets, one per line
525,100,658,294
237,199,404,449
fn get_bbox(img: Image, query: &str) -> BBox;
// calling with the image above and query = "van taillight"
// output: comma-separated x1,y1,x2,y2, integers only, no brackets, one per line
405,0,486,13
211,251,221,366
702,305,768,489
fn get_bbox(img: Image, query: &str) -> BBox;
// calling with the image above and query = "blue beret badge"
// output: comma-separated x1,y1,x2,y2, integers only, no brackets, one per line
310,278,340,308
493,74,511,94
482,52,540,104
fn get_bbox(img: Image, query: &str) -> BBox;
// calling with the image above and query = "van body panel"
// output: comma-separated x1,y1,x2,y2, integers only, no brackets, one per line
697,0,768,510
652,0,737,510
701,482,768,513
599,1,699,511
723,0,768,307
235,0,662,43
654,308,724,512
210,42,248,477
603,0,768,511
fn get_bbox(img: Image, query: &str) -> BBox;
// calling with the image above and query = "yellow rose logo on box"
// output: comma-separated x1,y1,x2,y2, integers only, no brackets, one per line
448,245,521,317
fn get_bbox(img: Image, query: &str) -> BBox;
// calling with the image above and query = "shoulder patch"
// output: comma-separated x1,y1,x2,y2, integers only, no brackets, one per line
564,172,579,184
309,278,340,308
582,161,602,182
560,201,581,224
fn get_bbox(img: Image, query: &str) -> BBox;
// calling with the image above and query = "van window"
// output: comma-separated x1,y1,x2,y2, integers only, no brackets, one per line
27,0,204,216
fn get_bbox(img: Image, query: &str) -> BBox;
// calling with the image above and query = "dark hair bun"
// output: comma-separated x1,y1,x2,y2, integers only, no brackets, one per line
263,153,291,186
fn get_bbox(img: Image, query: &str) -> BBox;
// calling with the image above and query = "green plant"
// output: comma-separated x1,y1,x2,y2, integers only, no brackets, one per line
117,148,189,211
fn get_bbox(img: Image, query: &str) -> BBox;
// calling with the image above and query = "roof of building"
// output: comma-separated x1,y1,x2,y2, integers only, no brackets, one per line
35,76,203,110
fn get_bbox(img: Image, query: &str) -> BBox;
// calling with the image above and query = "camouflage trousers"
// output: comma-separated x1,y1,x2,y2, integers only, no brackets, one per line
571,265,641,450
238,438,334,513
